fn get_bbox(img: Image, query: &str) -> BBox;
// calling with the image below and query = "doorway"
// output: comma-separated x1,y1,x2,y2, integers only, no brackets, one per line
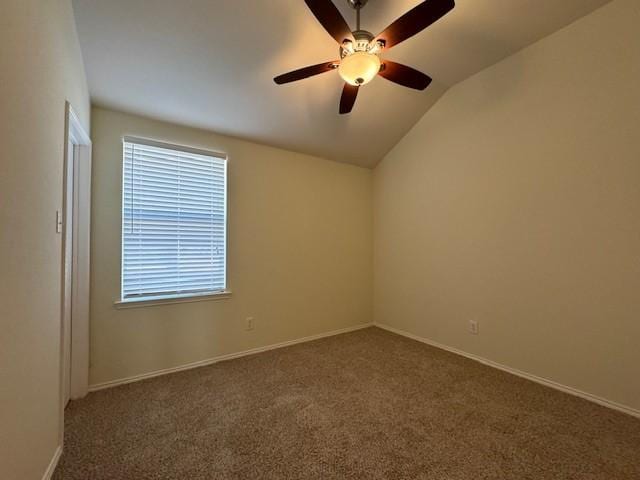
61,103,92,413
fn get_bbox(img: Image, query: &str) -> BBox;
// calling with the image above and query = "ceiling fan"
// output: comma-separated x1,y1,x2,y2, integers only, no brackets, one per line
274,0,455,114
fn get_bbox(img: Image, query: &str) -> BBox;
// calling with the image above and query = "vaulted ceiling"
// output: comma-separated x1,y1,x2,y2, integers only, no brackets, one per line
73,0,611,167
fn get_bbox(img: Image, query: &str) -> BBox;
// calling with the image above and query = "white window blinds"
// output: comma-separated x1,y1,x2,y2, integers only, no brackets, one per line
122,138,227,301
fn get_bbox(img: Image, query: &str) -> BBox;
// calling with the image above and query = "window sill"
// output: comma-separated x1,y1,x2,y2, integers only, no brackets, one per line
114,290,232,309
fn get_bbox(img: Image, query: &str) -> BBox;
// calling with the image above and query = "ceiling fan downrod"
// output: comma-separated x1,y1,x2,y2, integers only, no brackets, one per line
347,0,368,31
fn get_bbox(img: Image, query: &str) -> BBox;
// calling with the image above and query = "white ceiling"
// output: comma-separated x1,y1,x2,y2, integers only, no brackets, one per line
72,0,611,168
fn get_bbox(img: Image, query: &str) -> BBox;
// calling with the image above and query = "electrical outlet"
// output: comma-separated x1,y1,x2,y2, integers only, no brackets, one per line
245,317,255,331
469,320,479,335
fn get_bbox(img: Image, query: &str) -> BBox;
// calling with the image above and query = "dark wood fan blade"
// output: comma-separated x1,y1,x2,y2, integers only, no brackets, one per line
304,0,353,44
378,61,432,90
274,61,338,85
339,84,359,114
376,0,455,50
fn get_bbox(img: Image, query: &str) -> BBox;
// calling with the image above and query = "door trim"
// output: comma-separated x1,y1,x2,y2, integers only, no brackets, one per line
67,104,91,400
59,103,91,443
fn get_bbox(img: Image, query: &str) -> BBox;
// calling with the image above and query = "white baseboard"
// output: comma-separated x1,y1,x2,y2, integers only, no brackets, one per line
42,446,62,480
89,323,373,392
375,322,640,419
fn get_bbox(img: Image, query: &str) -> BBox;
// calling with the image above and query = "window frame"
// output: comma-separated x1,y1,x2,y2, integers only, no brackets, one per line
115,136,231,308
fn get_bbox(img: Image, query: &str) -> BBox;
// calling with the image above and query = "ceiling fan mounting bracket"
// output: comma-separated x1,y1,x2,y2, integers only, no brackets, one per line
347,0,369,9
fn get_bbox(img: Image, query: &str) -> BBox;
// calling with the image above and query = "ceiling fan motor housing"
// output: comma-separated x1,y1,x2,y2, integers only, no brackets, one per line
341,30,376,56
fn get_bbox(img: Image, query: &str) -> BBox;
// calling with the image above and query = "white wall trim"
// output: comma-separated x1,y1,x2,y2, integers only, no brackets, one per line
42,446,62,480
63,101,92,403
375,323,640,419
89,323,373,392
114,290,232,309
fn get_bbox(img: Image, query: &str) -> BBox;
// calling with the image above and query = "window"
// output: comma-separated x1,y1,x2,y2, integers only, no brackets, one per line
121,137,227,303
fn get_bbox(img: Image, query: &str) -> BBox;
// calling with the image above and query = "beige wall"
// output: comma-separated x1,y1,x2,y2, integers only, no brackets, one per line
374,0,640,412
0,1,90,479
89,107,372,386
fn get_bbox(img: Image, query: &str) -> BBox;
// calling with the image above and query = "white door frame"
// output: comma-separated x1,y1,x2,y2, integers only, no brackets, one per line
60,102,91,429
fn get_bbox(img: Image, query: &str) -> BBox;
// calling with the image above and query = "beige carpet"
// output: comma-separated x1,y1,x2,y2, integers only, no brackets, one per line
54,327,640,479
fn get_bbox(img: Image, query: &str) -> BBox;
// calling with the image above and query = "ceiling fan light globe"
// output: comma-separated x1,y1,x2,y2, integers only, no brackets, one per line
338,52,381,86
